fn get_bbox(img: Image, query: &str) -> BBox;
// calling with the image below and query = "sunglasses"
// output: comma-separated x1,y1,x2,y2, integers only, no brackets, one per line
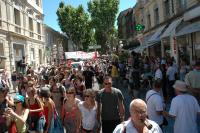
14,101,21,104
84,95,90,98
66,92,74,94
104,82,111,85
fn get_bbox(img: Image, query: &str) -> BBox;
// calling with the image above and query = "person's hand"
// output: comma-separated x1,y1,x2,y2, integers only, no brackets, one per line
76,128,80,133
162,111,168,117
6,108,15,116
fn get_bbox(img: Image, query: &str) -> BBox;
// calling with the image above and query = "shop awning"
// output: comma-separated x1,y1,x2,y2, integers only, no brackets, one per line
148,25,166,44
161,18,183,38
176,21,200,36
184,6,200,21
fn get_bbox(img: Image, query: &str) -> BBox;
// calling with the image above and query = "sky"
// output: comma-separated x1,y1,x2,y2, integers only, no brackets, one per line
43,0,137,32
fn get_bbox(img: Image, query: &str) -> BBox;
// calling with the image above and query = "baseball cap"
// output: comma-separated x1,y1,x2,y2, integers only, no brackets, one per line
14,94,25,103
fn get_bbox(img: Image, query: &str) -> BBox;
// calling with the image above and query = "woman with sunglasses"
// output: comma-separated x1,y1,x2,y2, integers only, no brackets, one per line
6,94,29,133
78,89,99,133
26,87,45,133
61,87,81,133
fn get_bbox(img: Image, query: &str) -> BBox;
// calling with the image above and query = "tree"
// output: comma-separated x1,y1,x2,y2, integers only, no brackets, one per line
57,1,93,51
88,0,119,53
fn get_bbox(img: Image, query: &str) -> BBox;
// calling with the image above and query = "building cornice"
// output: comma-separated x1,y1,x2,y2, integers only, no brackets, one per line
143,2,200,35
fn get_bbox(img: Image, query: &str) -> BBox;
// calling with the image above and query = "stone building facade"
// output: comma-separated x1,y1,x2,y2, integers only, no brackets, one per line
118,0,200,64
0,0,45,73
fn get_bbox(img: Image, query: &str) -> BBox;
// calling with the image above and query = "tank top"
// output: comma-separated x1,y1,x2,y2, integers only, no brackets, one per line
29,99,43,117
15,110,27,133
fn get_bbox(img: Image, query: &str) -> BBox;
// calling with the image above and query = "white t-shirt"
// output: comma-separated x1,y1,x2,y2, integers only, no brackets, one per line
113,119,163,133
155,69,163,80
78,101,97,130
166,66,176,81
146,90,164,125
169,94,200,133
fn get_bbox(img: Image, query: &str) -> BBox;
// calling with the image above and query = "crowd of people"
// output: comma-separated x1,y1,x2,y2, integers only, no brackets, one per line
0,51,200,133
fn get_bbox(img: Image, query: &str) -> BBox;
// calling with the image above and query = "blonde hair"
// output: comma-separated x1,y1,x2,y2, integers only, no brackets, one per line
83,89,96,98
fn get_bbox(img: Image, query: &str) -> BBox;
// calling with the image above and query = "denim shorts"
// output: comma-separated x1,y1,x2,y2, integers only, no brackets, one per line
28,116,46,132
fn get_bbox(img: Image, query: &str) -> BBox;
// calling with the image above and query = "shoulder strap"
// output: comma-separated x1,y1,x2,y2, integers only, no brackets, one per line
122,122,126,133
146,92,159,102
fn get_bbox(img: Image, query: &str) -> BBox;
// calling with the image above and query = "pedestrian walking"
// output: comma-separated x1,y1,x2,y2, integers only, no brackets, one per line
163,80,200,133
78,89,99,133
185,60,200,103
146,79,166,129
61,87,81,133
96,76,125,133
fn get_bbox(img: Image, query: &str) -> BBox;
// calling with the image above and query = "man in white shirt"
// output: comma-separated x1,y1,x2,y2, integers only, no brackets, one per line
113,99,162,133
146,79,164,127
166,62,177,99
163,80,200,133
155,64,163,80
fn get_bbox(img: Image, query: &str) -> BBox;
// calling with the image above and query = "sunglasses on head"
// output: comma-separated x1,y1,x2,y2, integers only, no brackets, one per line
84,95,90,98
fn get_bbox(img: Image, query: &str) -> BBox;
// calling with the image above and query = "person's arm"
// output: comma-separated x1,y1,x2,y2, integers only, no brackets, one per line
29,97,44,113
162,111,175,119
61,100,66,123
117,91,125,122
76,108,81,133
5,96,14,107
7,108,29,124
118,99,125,122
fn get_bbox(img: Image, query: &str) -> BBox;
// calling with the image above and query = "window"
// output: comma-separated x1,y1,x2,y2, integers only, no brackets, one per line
0,43,4,56
36,0,40,6
30,48,35,61
29,17,33,37
37,22,41,34
171,0,174,14
177,0,187,12
14,8,21,33
14,8,20,25
37,22,41,40
154,7,159,25
39,49,42,64
147,14,151,29
164,0,170,18
0,43,5,69
0,4,2,27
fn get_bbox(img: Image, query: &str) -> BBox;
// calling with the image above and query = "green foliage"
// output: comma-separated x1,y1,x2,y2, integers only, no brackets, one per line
88,0,119,52
57,2,94,51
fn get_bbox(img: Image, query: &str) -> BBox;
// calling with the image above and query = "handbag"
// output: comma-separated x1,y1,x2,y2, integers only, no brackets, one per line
48,109,64,133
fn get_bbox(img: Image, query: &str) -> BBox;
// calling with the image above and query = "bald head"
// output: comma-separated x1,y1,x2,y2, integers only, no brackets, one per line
129,99,147,115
